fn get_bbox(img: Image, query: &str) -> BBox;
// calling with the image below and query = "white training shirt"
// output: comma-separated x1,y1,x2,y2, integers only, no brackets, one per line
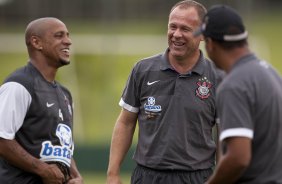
0,82,31,139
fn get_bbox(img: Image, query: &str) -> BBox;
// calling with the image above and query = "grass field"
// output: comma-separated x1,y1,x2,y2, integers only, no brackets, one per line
82,172,131,184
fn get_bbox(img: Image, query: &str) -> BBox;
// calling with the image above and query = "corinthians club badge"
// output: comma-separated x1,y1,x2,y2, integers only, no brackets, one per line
196,77,212,100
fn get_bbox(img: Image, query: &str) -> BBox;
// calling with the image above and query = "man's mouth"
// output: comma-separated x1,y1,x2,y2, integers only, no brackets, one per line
62,48,70,54
173,41,185,47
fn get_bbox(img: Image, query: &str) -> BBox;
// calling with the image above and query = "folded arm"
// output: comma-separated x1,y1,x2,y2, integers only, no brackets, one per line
0,138,65,184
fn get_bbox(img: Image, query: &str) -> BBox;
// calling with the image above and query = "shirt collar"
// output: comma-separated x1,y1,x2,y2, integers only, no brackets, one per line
232,53,257,69
160,48,206,75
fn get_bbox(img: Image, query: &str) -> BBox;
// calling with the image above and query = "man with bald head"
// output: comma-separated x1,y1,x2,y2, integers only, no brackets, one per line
0,17,83,184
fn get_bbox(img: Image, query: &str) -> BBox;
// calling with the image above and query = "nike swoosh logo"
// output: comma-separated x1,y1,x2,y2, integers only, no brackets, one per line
147,80,160,85
46,102,55,108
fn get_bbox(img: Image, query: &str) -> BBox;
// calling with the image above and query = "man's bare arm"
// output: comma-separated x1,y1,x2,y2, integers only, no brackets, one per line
0,138,65,183
206,137,251,184
107,108,138,184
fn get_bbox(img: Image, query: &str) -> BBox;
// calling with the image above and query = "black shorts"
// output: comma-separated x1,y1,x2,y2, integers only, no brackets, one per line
131,164,213,184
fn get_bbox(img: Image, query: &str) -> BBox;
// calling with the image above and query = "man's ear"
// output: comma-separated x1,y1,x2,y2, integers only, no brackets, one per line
30,35,43,51
199,34,204,41
205,37,214,52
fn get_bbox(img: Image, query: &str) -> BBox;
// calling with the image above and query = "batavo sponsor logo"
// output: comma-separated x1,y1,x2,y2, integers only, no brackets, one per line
40,124,73,167
144,105,161,112
144,96,162,113
40,141,72,165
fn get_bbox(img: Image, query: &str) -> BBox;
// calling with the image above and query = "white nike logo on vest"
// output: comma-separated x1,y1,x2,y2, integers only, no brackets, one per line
46,102,55,107
147,80,160,85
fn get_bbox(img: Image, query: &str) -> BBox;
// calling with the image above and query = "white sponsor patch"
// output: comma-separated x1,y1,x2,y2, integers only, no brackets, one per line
40,123,73,166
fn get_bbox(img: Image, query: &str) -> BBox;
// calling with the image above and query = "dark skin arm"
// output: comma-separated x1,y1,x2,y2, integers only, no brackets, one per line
67,158,83,184
0,138,65,184
206,137,252,184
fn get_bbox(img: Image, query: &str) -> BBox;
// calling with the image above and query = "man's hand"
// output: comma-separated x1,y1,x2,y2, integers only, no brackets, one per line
67,176,83,184
40,163,65,184
107,174,123,184
67,158,83,184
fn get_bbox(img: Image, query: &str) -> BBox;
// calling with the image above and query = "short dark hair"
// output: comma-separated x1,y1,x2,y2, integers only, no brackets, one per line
170,0,207,23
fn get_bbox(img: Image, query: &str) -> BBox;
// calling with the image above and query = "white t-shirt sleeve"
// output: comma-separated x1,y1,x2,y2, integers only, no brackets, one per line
0,82,32,139
220,127,254,141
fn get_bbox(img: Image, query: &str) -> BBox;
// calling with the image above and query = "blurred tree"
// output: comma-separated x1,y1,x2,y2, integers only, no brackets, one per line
0,0,281,24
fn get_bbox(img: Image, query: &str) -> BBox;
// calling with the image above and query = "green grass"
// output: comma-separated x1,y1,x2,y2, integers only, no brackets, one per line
82,172,131,184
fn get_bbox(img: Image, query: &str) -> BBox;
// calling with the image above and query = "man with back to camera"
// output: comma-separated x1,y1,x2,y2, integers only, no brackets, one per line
107,1,224,184
194,4,282,184
0,17,83,184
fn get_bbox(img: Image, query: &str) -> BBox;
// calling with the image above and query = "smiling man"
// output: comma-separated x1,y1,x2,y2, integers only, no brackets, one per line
107,1,224,184
0,17,83,184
